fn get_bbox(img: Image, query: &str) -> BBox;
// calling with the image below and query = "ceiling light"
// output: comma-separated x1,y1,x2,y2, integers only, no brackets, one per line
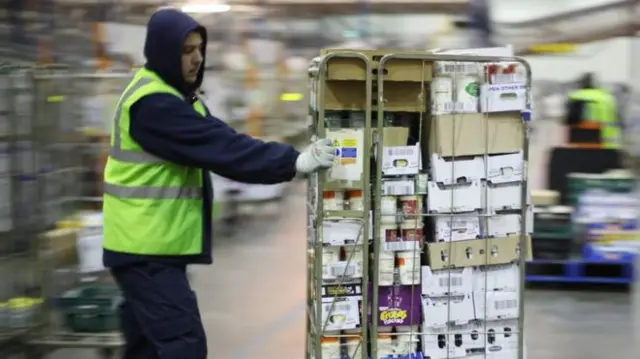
181,4,231,13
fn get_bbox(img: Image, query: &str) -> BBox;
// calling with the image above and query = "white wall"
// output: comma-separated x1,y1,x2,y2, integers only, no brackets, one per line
525,37,631,83
490,0,616,22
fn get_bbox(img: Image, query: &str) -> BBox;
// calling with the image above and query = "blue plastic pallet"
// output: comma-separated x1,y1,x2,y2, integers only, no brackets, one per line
526,246,635,285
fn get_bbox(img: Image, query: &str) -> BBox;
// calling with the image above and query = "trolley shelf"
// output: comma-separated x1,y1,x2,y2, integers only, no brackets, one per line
25,331,123,348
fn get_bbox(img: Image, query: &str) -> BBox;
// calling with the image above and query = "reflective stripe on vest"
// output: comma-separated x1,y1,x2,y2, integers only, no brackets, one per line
104,75,203,201
103,183,202,199
109,77,165,164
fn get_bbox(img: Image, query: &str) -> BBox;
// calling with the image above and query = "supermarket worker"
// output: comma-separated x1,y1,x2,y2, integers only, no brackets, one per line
565,73,621,148
101,8,335,359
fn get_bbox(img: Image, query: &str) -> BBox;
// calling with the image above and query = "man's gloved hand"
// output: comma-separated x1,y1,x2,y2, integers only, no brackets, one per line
295,138,336,174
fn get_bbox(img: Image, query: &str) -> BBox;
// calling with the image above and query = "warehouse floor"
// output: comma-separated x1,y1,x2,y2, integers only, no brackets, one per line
44,184,634,359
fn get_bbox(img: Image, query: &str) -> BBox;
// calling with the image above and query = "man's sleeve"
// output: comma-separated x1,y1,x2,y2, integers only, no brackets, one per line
128,94,299,184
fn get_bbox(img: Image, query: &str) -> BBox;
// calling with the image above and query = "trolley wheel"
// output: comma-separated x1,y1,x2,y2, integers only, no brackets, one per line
98,348,117,359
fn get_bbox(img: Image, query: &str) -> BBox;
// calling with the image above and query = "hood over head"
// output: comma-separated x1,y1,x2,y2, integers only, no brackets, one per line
144,8,207,95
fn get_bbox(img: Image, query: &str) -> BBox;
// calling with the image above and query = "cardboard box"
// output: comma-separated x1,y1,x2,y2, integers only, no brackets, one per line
473,263,520,293
425,235,533,270
488,151,524,184
480,83,527,113
422,319,520,359
312,81,426,112
434,215,482,242
487,182,531,212
322,219,367,246
320,284,363,331
40,228,79,266
486,206,533,238
473,291,519,321
321,49,433,82
424,112,524,157
382,144,421,176
374,285,422,327
421,293,474,327
379,127,409,147
430,154,485,185
427,181,483,213
421,266,473,297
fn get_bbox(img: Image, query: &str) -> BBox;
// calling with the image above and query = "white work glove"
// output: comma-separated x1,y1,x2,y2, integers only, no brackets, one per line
296,138,336,174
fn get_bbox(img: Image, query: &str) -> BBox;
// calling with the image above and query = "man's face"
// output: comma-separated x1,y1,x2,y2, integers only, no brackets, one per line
182,31,203,84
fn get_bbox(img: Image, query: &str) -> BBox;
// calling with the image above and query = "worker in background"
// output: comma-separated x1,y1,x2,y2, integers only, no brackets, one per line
565,73,621,149
102,8,335,359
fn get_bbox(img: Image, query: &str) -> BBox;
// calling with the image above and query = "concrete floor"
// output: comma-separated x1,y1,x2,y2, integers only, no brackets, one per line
37,185,633,359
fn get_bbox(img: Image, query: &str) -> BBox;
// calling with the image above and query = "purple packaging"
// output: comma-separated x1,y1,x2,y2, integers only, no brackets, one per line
373,285,422,327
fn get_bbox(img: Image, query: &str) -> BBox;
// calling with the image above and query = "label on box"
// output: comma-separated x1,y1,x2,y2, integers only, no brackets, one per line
382,144,420,176
323,262,359,279
327,129,364,181
322,284,363,297
400,197,420,216
322,219,365,246
383,228,422,251
382,180,415,196
321,296,361,331
480,83,526,113
376,285,422,326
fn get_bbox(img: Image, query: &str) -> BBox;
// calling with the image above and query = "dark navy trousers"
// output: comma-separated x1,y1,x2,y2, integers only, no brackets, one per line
111,263,207,359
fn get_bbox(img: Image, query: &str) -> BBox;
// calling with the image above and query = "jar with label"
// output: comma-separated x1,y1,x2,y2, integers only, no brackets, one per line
325,113,342,129
344,335,362,359
323,191,345,211
346,190,364,211
378,250,396,286
397,251,421,285
376,334,395,358
322,247,341,280
399,195,422,217
400,221,423,245
394,327,420,356
320,336,341,359
380,196,397,215
349,112,365,128
343,246,364,277
383,113,398,127
380,222,400,251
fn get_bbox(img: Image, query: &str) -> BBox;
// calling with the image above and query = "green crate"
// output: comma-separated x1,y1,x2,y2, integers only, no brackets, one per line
567,173,635,206
533,207,574,238
59,285,121,333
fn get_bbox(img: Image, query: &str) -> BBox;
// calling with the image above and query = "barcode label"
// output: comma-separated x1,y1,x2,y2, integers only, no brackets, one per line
437,102,474,113
386,147,415,157
494,299,517,310
441,63,477,74
491,74,517,84
383,181,414,195
438,276,463,287
330,264,356,277
324,302,352,313
384,241,419,251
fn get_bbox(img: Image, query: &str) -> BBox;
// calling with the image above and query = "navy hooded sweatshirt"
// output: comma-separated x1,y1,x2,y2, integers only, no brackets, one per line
103,9,300,268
